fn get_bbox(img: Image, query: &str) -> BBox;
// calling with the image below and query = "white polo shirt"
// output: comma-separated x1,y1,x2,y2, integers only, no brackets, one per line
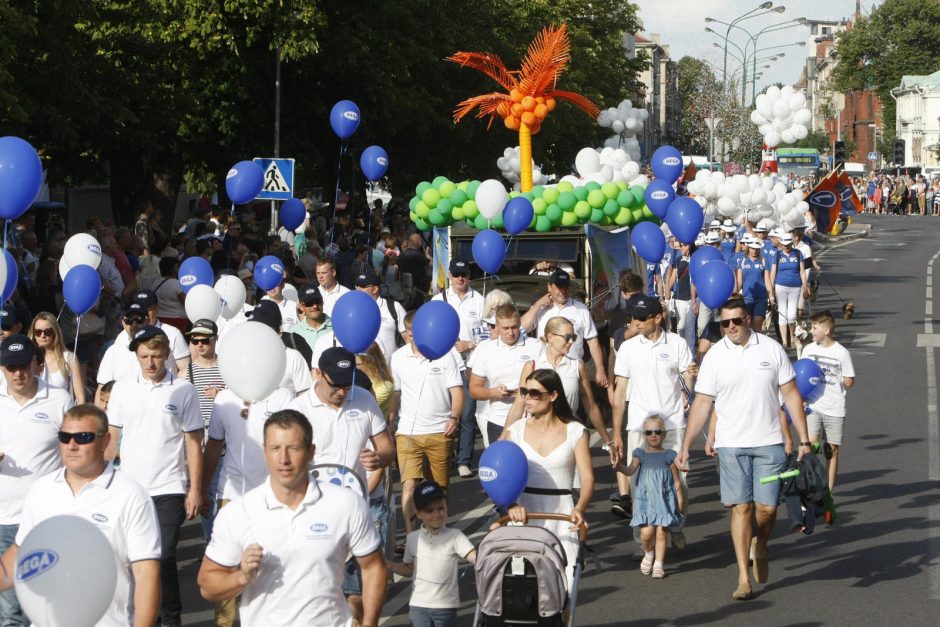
534,298,598,360
614,330,693,430
208,387,296,500
431,287,484,342
391,345,462,436
403,525,475,609
319,282,350,317
375,296,407,362
96,322,185,384
108,370,203,496
282,347,313,394
467,337,540,427
695,332,795,448
287,382,387,485
205,477,380,627
16,465,161,627
262,296,300,333
0,380,71,524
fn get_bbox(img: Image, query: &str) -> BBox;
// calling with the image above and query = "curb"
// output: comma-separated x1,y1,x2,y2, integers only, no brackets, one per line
811,225,871,244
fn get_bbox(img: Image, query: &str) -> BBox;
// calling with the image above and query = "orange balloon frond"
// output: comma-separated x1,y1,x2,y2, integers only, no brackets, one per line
517,24,571,96
547,89,600,119
446,51,518,92
453,92,513,127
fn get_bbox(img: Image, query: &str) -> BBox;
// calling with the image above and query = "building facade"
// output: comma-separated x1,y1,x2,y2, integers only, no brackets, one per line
635,34,680,162
892,71,940,168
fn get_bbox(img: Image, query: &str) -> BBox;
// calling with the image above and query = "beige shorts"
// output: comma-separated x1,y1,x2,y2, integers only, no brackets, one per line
396,432,453,487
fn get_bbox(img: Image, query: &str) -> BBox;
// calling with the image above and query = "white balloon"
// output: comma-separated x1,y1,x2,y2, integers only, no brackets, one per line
780,129,796,145
793,124,808,140
712,172,726,185
695,170,710,182
750,110,768,125
622,161,640,179
781,85,795,100
476,179,508,219
587,172,608,185
611,120,625,134
794,109,812,126
717,196,737,215
15,515,116,627
214,275,247,320
766,85,781,102
756,94,773,119
761,176,775,191
599,164,614,182
63,233,102,270
630,174,650,187
789,93,806,111
185,284,222,323
703,182,717,198
58,257,71,282
772,100,790,119
560,174,583,187
764,131,781,148
575,147,601,177
218,321,286,401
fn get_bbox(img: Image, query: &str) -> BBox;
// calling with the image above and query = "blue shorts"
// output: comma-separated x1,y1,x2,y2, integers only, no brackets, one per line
744,297,768,317
717,445,787,506
343,496,390,596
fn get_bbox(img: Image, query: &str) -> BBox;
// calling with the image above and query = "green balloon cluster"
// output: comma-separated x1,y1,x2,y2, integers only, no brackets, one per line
409,177,657,233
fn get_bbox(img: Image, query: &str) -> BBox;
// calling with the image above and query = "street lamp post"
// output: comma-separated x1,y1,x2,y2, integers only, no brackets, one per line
271,46,282,235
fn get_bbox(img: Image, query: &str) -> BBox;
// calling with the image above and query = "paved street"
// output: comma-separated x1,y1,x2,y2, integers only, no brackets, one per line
177,214,940,625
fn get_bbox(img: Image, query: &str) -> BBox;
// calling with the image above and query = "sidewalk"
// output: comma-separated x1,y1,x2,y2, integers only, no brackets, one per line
811,221,871,244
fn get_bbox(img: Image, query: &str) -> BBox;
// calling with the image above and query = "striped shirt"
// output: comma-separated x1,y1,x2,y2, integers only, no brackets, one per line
187,361,226,428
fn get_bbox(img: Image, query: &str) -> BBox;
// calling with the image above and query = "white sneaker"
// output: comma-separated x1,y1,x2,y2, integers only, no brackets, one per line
458,465,474,478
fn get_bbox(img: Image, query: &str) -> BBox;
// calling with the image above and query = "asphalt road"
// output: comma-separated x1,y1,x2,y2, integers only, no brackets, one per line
177,214,940,625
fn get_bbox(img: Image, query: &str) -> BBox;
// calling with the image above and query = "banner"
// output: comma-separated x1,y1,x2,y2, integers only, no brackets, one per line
805,170,841,234
431,226,450,295
837,170,863,215
584,224,633,320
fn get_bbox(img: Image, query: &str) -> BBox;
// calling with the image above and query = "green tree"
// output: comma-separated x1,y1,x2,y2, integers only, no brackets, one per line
832,0,940,138
675,57,722,157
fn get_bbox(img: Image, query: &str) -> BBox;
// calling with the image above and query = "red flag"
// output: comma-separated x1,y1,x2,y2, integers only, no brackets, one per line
805,170,841,234
837,170,863,214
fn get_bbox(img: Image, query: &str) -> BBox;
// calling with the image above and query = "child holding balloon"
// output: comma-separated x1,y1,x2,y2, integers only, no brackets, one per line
615,415,685,579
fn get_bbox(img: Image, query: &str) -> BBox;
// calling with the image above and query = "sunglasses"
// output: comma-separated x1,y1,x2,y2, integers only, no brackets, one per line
720,317,747,328
33,328,55,338
551,333,576,343
123,316,146,325
190,337,213,345
632,314,649,322
519,387,550,400
644,429,665,436
323,376,351,391
451,273,469,279
57,431,104,445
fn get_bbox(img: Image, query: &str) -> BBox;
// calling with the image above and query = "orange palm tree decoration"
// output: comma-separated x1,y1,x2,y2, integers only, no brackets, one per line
448,24,599,192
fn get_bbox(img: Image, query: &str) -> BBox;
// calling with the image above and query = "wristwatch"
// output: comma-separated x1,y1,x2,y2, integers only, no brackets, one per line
799,442,813,447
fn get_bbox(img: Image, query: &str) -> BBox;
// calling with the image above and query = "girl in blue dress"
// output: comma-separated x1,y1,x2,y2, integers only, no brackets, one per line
616,415,685,579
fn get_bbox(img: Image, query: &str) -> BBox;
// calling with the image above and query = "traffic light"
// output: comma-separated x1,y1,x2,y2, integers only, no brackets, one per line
834,140,846,163
894,139,905,165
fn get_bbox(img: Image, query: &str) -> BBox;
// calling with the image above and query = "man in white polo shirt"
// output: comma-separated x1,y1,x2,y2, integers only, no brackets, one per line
261,278,300,333
611,297,694,544
678,296,812,601
390,310,463,534
317,257,350,317
520,269,608,387
469,304,540,445
198,410,386,627
0,404,161,627
0,336,72,626
288,347,393,487
105,326,203,627
431,258,485,478
355,272,406,362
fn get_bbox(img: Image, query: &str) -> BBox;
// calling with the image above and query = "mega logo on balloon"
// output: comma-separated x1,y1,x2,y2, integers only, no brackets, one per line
16,550,58,582
478,440,529,507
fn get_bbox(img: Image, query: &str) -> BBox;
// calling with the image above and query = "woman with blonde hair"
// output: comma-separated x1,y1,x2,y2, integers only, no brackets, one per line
356,342,394,418
28,312,86,403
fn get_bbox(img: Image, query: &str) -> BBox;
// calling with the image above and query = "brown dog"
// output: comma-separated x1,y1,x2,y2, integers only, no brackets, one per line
842,302,856,320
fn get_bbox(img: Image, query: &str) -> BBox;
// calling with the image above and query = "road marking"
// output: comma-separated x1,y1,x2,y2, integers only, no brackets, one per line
847,333,886,348
923,248,940,599
815,237,866,259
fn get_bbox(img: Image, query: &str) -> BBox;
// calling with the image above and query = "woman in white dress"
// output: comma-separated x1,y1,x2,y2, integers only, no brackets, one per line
28,312,85,403
501,369,594,588
503,316,611,447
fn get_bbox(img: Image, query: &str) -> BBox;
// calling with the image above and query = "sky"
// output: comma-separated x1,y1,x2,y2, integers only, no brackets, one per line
636,0,883,91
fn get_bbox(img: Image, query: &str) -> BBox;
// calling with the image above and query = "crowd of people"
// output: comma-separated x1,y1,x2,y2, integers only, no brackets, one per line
855,172,940,215
0,188,857,625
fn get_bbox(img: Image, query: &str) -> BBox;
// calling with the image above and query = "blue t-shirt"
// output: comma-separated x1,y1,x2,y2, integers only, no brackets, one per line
732,251,747,270
774,249,804,287
720,239,737,266
672,253,691,301
645,262,658,298
739,256,769,299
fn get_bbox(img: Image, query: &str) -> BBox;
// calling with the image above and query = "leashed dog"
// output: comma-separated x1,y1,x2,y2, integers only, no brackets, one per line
842,301,856,320
792,319,812,357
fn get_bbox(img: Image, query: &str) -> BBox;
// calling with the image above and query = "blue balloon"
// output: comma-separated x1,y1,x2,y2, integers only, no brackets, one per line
632,221,666,263
644,178,675,218
0,137,43,220
665,196,704,245
690,246,724,284
412,301,460,360
695,260,735,309
254,255,285,292
360,145,389,181
330,100,361,139
225,160,265,205
2,249,18,303
280,198,306,231
794,358,825,401
651,145,684,183
479,440,529,507
503,196,535,236
63,265,102,316
471,229,505,275
178,257,214,294
332,291,380,354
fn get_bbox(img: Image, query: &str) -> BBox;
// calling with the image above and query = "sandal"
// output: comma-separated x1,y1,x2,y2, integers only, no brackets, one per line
640,553,654,576
732,582,752,600
651,564,665,579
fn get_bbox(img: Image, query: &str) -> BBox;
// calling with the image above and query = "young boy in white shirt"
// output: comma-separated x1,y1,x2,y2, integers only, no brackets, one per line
389,481,476,627
800,310,856,492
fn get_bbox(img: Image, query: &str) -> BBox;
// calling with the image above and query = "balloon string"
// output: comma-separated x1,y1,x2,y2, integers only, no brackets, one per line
70,315,81,404
330,140,348,245
2,219,8,307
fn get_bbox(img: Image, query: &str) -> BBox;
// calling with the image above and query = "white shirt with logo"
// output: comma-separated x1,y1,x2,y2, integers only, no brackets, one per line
467,337,540,427
0,380,71,524
319,283,350,317
614,331,693,430
391,345,462,435
96,323,186,384
262,296,300,333
801,341,855,417
205,478,380,627
375,296,407,362
16,465,161,627
534,298,598,360
107,370,203,496
431,288,484,343
403,525,474,609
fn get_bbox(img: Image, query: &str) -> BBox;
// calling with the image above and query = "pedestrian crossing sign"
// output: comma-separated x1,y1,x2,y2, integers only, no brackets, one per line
252,158,295,200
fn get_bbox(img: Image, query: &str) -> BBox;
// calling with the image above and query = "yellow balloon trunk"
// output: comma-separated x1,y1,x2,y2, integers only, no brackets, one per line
519,123,533,192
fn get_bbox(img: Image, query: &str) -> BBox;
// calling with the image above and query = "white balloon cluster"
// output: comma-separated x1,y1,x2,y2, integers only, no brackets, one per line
598,99,647,162
567,146,645,187
496,146,543,190
686,170,809,229
751,85,812,148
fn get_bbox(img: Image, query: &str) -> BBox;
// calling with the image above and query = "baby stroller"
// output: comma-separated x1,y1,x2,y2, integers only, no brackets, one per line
472,513,586,626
